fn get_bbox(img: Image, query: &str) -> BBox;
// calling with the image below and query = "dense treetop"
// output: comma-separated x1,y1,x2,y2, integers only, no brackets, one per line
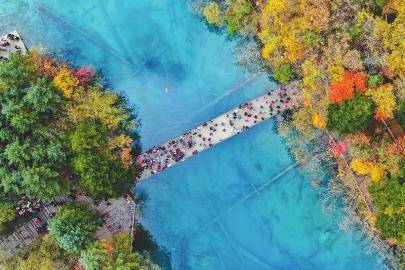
0,52,139,202
48,202,101,254
79,232,161,270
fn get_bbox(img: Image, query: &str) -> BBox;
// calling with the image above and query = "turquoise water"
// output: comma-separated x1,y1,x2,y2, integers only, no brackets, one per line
0,1,387,269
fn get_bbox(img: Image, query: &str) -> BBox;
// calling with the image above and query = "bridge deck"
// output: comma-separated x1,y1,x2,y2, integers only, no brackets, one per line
137,84,301,180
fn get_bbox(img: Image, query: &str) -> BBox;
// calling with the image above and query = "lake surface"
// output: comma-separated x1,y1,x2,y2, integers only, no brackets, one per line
0,1,387,269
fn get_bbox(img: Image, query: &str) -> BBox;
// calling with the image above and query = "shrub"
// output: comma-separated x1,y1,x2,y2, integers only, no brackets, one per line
367,74,384,87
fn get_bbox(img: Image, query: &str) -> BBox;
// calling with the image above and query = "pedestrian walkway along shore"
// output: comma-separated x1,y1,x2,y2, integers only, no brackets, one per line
137,84,301,180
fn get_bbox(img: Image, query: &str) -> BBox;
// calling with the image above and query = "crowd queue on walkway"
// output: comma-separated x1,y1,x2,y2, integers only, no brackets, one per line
136,86,299,179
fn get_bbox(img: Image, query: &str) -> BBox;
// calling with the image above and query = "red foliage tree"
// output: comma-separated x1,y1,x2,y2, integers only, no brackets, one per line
76,66,95,85
328,71,367,105
330,140,348,158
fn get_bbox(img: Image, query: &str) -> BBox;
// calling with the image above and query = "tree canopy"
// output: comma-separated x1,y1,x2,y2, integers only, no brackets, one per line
224,0,257,36
370,178,405,244
79,232,161,270
0,55,67,200
2,235,76,270
327,96,375,134
203,2,224,26
48,202,101,254
70,121,135,200
0,52,139,201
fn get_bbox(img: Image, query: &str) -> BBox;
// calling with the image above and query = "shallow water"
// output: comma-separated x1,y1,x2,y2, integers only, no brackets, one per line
0,0,387,269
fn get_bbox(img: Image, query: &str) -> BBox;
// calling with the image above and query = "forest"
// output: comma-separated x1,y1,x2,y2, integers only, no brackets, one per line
199,0,404,264
0,52,160,269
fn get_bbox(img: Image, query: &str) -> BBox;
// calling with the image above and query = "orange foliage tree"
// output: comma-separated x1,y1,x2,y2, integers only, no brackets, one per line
328,71,367,105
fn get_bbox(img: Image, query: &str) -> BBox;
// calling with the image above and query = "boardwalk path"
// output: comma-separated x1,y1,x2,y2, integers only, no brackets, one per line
0,195,136,256
137,84,301,180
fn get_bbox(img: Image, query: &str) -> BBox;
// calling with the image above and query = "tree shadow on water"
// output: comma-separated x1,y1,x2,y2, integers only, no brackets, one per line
133,223,173,270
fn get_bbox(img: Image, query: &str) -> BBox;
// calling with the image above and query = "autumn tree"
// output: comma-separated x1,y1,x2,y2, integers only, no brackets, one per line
373,8,405,76
225,0,257,36
66,89,129,130
328,71,367,105
272,64,294,84
79,233,160,270
366,83,398,120
53,68,85,99
299,0,330,33
203,2,224,26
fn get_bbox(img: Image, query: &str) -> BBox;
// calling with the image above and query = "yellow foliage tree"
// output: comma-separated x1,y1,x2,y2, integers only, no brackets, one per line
312,113,327,129
351,159,369,175
369,164,385,181
258,0,307,65
299,0,330,33
66,89,128,130
53,68,84,99
374,13,405,76
301,58,326,105
203,2,224,26
351,159,385,181
292,107,314,138
366,83,398,120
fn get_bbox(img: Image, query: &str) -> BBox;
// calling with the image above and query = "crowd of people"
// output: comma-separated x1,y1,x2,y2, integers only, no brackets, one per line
137,86,298,179
0,32,25,61
15,196,42,216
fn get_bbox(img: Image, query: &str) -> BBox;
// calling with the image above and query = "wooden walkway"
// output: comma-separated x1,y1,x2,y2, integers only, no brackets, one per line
137,84,301,180
383,118,404,140
0,195,136,256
